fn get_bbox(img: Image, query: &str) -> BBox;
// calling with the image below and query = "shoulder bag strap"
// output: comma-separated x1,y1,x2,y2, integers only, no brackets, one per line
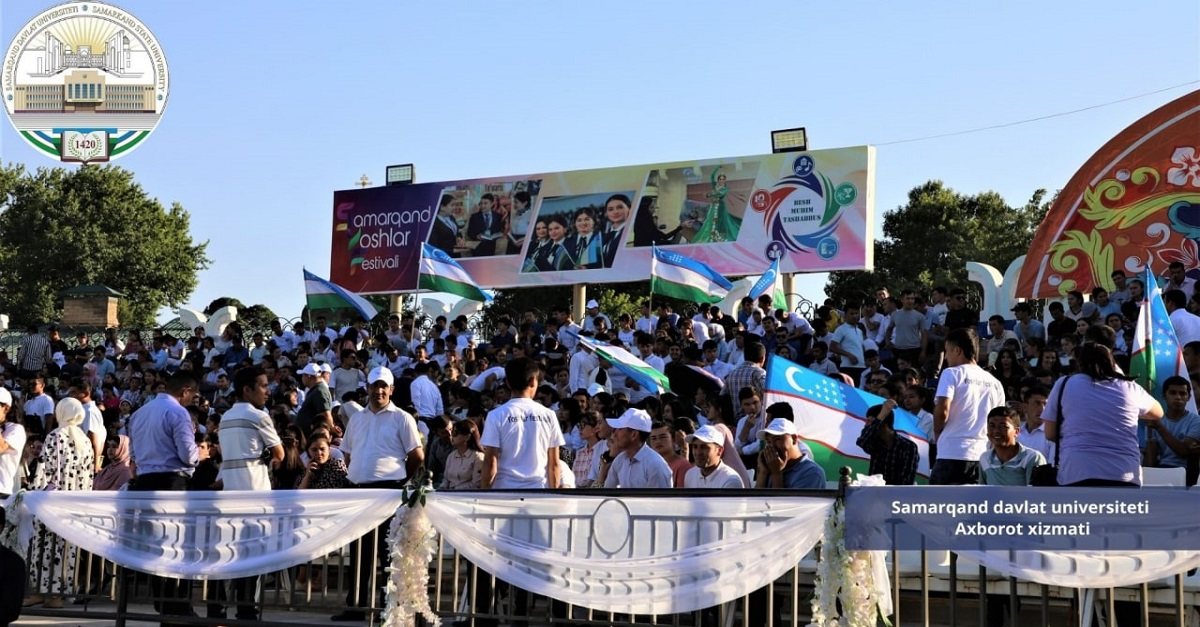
1053,375,1070,467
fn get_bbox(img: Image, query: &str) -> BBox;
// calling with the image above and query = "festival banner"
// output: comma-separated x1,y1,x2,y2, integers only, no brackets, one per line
1017,89,1200,298
330,147,875,293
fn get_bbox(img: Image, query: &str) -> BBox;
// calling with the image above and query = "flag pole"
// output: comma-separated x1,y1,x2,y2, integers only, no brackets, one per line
303,268,313,329
411,286,422,353
649,245,656,333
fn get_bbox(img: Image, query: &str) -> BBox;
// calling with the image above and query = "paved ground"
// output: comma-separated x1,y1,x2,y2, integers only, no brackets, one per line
11,594,1191,626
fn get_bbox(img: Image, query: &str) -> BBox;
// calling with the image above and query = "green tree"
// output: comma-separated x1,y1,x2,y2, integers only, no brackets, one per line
824,181,1051,304
201,297,278,329
204,297,247,314
0,164,210,327
240,304,279,329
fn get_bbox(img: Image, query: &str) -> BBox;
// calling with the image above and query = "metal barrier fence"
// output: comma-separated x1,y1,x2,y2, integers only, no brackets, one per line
16,494,1200,627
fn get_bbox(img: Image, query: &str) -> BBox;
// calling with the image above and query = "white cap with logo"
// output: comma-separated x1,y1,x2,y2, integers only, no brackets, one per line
686,425,725,446
368,367,394,386
606,408,652,433
758,418,798,440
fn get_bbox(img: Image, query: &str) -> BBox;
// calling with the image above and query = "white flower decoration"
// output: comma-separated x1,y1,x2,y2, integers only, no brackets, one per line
382,500,439,626
1168,147,1200,188
809,474,891,627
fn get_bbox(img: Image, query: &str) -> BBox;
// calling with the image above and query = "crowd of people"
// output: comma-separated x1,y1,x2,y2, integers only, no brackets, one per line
0,265,1197,625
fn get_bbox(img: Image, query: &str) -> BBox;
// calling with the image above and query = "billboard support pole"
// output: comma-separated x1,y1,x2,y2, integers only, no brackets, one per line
572,284,586,328
411,288,422,344
783,273,796,312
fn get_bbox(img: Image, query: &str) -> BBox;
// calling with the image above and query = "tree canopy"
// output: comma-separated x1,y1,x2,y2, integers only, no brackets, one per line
824,180,1051,305
0,164,210,327
204,297,279,329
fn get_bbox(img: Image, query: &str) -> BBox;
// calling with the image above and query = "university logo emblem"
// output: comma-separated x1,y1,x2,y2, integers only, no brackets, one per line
2,1,169,163
753,155,856,256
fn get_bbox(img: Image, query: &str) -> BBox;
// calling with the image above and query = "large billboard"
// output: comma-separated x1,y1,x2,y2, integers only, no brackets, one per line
331,147,875,293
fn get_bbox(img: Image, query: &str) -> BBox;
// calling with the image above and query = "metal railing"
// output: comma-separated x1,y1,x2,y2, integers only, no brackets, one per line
15,491,1199,627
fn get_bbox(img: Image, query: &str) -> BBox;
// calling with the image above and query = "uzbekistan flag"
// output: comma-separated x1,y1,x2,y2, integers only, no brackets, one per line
650,246,733,304
748,256,787,311
579,336,671,395
1130,265,1192,418
303,269,380,321
763,354,930,483
419,243,493,303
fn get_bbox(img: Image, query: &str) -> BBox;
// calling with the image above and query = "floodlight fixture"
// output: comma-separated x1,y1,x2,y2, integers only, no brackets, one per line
771,127,808,154
385,163,416,186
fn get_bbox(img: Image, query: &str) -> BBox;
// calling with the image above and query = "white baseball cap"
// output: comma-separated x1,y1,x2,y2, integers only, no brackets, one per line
586,299,600,310
587,382,606,396
686,425,725,446
319,363,333,374
367,366,394,386
759,418,798,440
298,363,322,377
0,387,11,406
606,408,652,433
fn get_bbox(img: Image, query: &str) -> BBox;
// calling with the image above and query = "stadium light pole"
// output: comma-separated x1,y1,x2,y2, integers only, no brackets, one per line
382,164,416,318
769,128,809,311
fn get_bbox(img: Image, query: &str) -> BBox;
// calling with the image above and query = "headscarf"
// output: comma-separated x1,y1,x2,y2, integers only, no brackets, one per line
54,397,92,463
55,397,85,429
93,435,133,491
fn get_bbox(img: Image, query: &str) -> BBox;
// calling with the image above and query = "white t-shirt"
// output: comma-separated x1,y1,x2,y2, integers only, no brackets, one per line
935,363,1005,461
82,401,107,443
684,463,744,489
24,394,54,430
339,400,364,425
828,323,865,367
557,458,576,488
468,366,507,392
217,402,282,491
480,397,565,489
0,421,27,495
333,367,365,400
341,402,422,485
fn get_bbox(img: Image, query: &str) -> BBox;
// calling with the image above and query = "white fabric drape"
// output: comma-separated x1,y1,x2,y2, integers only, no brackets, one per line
422,492,834,614
17,489,407,579
953,550,1200,589
13,488,1197,612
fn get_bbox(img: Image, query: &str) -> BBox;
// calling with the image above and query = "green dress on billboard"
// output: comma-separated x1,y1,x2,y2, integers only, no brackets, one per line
692,167,740,243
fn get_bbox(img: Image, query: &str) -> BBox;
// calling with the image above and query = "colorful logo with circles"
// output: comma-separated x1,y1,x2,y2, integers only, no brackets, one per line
752,155,857,255
3,2,169,163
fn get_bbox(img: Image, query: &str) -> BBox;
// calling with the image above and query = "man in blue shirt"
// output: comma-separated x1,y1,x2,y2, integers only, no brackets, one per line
1011,303,1045,344
128,371,200,624
754,418,826,489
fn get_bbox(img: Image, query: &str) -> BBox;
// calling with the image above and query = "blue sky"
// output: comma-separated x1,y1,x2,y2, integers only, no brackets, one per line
1,0,1197,324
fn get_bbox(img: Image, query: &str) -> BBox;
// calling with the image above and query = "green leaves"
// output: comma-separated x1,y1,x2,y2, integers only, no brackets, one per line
0,163,211,327
825,181,1052,304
